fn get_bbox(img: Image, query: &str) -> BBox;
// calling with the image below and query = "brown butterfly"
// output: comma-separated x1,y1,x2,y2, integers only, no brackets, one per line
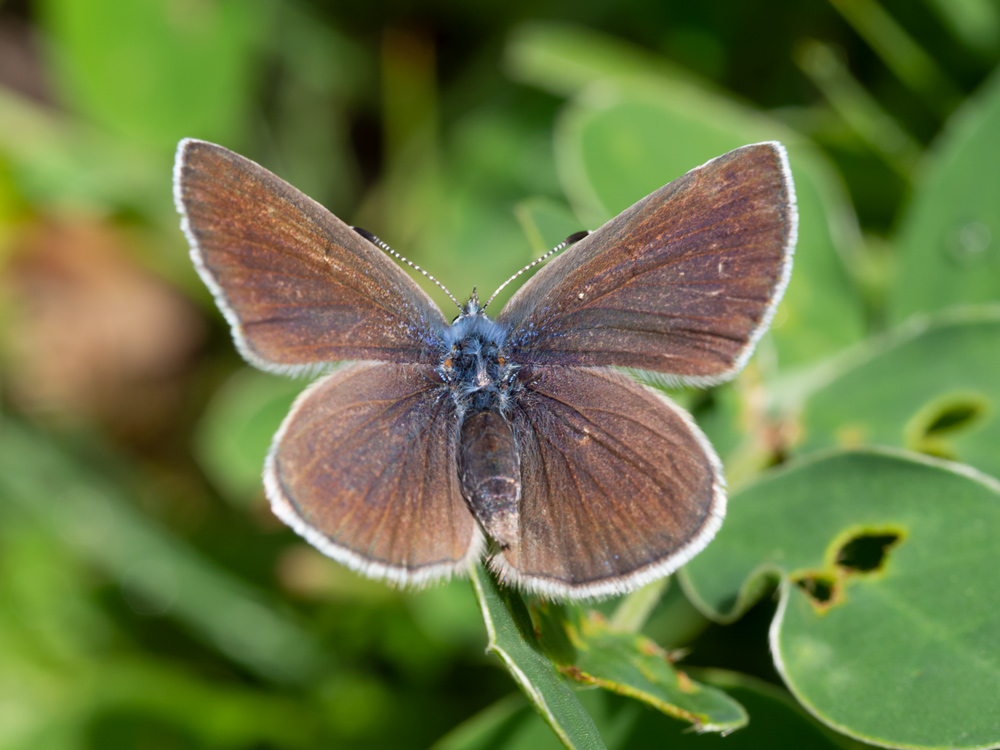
174,140,796,598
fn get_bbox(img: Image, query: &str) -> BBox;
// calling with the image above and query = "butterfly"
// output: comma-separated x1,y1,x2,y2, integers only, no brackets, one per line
174,139,796,599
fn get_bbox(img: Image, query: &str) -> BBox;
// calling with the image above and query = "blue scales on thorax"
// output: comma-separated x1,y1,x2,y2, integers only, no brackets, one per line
439,292,522,549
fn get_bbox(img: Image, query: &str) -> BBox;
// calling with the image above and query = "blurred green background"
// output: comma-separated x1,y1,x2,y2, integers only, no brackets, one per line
0,0,998,748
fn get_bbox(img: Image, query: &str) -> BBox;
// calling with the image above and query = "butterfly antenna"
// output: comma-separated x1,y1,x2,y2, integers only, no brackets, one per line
353,226,462,311
483,230,590,311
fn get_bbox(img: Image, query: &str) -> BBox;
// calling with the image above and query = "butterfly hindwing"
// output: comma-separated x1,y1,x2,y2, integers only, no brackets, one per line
265,362,482,585
496,366,724,598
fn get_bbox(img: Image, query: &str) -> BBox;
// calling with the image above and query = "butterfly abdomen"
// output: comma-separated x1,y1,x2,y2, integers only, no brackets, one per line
457,408,520,549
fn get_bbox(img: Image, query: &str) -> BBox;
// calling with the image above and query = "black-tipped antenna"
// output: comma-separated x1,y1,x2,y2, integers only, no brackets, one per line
353,227,462,311
482,230,590,311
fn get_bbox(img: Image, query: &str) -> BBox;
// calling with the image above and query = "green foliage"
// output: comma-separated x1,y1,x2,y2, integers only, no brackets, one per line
683,450,1000,748
532,605,746,733
437,673,862,750
0,0,998,748
196,369,303,506
0,421,327,684
470,565,605,750
797,306,1000,475
39,0,264,147
889,71,1000,322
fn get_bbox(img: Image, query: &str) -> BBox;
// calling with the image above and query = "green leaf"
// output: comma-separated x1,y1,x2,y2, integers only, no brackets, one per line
0,420,326,685
689,670,869,750
796,305,1000,479
533,605,747,733
553,85,865,371
0,88,167,221
435,672,860,749
889,70,1000,323
469,564,606,750
682,449,1000,749
39,0,264,147
195,367,304,506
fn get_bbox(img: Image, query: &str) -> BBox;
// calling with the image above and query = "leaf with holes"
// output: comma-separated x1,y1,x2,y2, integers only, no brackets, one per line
888,70,1000,323
796,305,1000,479
681,449,1000,749
531,605,746,734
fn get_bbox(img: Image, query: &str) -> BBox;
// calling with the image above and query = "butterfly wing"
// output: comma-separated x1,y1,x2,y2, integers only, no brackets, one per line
265,362,481,584
496,366,724,599
496,142,796,386
174,139,447,372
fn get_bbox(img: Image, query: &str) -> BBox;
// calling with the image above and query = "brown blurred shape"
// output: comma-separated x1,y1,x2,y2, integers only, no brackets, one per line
3,219,205,444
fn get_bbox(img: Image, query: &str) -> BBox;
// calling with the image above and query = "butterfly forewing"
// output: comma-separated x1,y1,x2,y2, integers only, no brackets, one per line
175,140,447,372
497,142,796,385
496,367,724,598
265,362,481,585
